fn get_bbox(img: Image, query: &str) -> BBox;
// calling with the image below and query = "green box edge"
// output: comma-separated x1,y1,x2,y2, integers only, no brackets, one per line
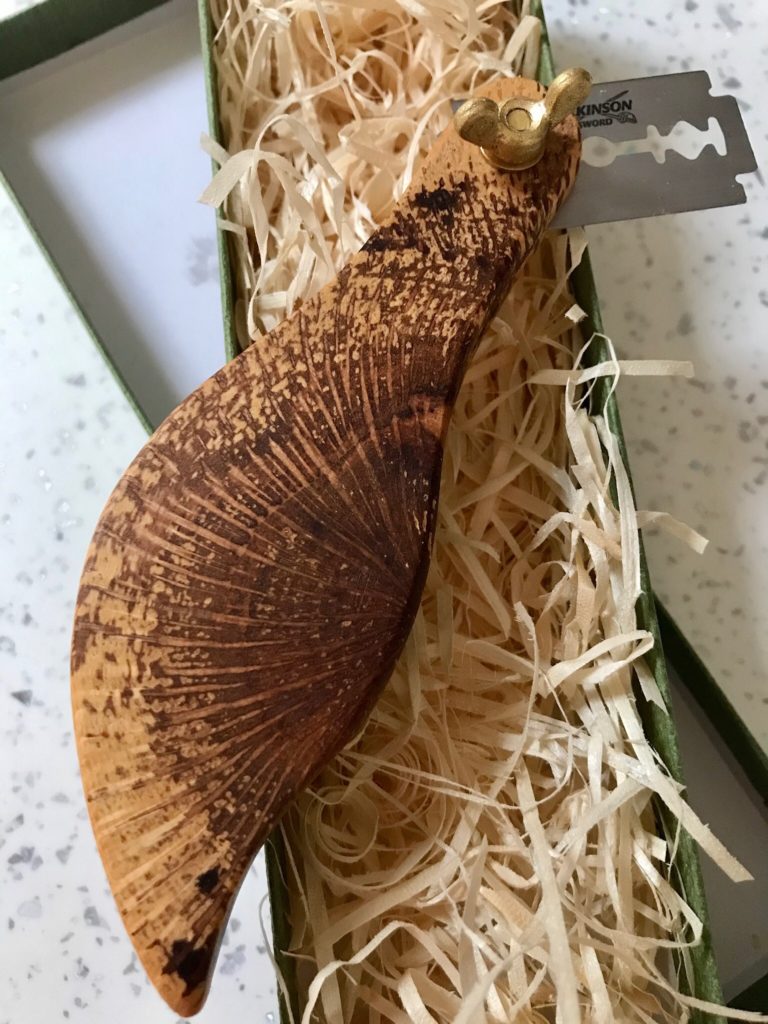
0,0,169,82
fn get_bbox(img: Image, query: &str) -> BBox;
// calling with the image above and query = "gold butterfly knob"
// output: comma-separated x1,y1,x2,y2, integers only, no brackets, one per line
453,67,592,170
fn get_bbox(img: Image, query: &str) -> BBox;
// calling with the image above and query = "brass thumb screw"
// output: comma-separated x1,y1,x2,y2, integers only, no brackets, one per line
453,67,592,171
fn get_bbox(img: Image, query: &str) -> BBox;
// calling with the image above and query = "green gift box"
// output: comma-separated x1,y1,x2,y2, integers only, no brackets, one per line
2,0,764,1017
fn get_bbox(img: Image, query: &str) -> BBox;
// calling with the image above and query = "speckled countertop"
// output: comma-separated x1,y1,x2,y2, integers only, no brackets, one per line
0,0,766,1021
0,180,279,1022
546,0,768,754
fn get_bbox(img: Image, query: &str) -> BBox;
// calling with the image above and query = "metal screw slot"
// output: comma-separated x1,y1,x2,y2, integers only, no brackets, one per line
454,67,592,170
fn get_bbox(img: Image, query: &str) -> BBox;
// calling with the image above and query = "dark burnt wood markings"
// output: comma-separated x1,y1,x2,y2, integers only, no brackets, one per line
71,77,580,1016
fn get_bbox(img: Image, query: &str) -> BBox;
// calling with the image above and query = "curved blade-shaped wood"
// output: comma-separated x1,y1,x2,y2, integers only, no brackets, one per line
71,76,580,1016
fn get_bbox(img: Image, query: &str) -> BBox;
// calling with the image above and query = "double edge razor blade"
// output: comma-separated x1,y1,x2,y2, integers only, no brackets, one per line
453,71,757,227
550,70,757,228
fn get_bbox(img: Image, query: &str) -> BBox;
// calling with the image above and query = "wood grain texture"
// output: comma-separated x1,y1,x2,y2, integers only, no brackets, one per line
71,76,580,1015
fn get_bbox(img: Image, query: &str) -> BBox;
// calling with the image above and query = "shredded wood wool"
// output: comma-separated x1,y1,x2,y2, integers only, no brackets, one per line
202,1,758,1021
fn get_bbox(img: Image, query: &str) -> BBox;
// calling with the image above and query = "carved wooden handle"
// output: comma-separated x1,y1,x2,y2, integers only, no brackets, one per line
71,76,580,1015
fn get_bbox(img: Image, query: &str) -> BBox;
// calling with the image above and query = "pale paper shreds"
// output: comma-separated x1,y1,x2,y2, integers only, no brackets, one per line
203,0,539,348
203,2,761,1022
279,242,753,1024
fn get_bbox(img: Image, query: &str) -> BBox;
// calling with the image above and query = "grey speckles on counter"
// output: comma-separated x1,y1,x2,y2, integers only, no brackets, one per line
186,236,219,286
715,3,742,31
549,0,768,755
0,181,278,1021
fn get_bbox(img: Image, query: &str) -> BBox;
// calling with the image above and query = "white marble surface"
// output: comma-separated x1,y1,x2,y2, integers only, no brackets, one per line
0,174,279,1024
547,0,768,756
0,0,766,1021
